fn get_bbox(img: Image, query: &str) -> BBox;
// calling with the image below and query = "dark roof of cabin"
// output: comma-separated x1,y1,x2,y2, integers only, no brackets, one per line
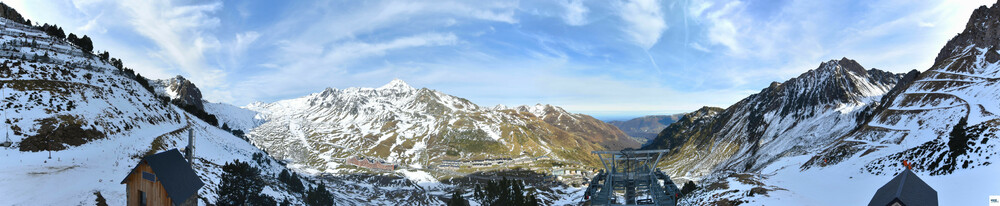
868,169,937,206
121,149,205,206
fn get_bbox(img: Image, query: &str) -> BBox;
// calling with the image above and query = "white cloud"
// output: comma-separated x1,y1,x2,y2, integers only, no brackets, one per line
230,31,259,63
688,1,713,17
560,0,589,26
690,42,711,52
702,1,744,55
236,31,260,47
617,0,668,49
77,12,107,34
232,33,460,103
323,33,458,62
267,0,518,61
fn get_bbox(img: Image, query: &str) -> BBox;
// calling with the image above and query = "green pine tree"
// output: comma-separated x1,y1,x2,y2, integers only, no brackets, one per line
447,189,466,206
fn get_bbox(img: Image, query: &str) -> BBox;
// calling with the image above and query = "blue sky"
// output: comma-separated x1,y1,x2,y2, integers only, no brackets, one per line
6,0,993,120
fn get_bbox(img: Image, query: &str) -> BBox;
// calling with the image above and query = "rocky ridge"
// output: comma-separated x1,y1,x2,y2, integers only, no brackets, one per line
151,75,205,111
643,58,904,182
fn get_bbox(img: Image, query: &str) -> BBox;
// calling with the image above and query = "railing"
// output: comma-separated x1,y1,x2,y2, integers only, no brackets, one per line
587,149,678,206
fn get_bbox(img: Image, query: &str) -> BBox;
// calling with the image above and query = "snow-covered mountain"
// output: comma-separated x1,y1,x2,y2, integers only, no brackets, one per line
222,79,638,174
650,3,1000,205
643,58,904,183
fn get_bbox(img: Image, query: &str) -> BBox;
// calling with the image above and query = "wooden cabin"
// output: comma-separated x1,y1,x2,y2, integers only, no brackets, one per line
120,149,204,206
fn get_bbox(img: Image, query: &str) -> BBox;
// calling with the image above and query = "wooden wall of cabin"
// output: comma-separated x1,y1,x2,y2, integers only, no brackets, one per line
125,162,173,206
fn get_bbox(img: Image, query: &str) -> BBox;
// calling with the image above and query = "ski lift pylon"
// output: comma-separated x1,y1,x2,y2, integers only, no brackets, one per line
1,80,10,147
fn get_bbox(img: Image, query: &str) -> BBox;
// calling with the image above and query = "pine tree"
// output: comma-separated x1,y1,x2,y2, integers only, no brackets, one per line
681,181,698,197
56,27,65,39
474,184,482,201
447,189,466,206
528,193,539,206
79,35,93,52
68,33,78,45
948,117,970,157
306,182,334,206
216,160,277,206
99,51,110,61
279,169,290,182
289,172,304,193
512,180,523,205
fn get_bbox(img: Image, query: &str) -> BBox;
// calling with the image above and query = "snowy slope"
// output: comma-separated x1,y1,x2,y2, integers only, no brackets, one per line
675,3,1000,205
0,14,350,205
680,151,1000,205
204,101,263,132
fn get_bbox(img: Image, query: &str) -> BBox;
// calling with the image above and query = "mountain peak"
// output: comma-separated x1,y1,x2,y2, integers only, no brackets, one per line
750,58,901,119
152,75,204,110
515,103,571,118
935,1,1000,63
816,57,866,75
378,78,415,91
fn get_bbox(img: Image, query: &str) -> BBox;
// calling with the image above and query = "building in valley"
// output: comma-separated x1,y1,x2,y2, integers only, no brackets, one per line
347,156,397,171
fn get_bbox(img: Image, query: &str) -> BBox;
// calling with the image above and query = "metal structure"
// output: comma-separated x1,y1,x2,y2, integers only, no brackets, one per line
584,149,681,206
184,129,195,165
1,80,10,147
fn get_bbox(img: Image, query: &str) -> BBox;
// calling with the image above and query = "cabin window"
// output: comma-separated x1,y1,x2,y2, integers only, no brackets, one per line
142,171,156,182
139,190,147,206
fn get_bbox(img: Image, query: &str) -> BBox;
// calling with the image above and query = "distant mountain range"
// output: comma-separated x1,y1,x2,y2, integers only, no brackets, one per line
206,79,639,174
607,114,684,143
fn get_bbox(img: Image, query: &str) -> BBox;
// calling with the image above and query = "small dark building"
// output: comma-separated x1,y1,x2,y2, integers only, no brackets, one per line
121,149,204,206
868,168,937,206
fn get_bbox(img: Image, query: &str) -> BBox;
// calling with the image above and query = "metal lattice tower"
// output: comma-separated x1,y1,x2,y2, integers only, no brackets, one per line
584,149,681,206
